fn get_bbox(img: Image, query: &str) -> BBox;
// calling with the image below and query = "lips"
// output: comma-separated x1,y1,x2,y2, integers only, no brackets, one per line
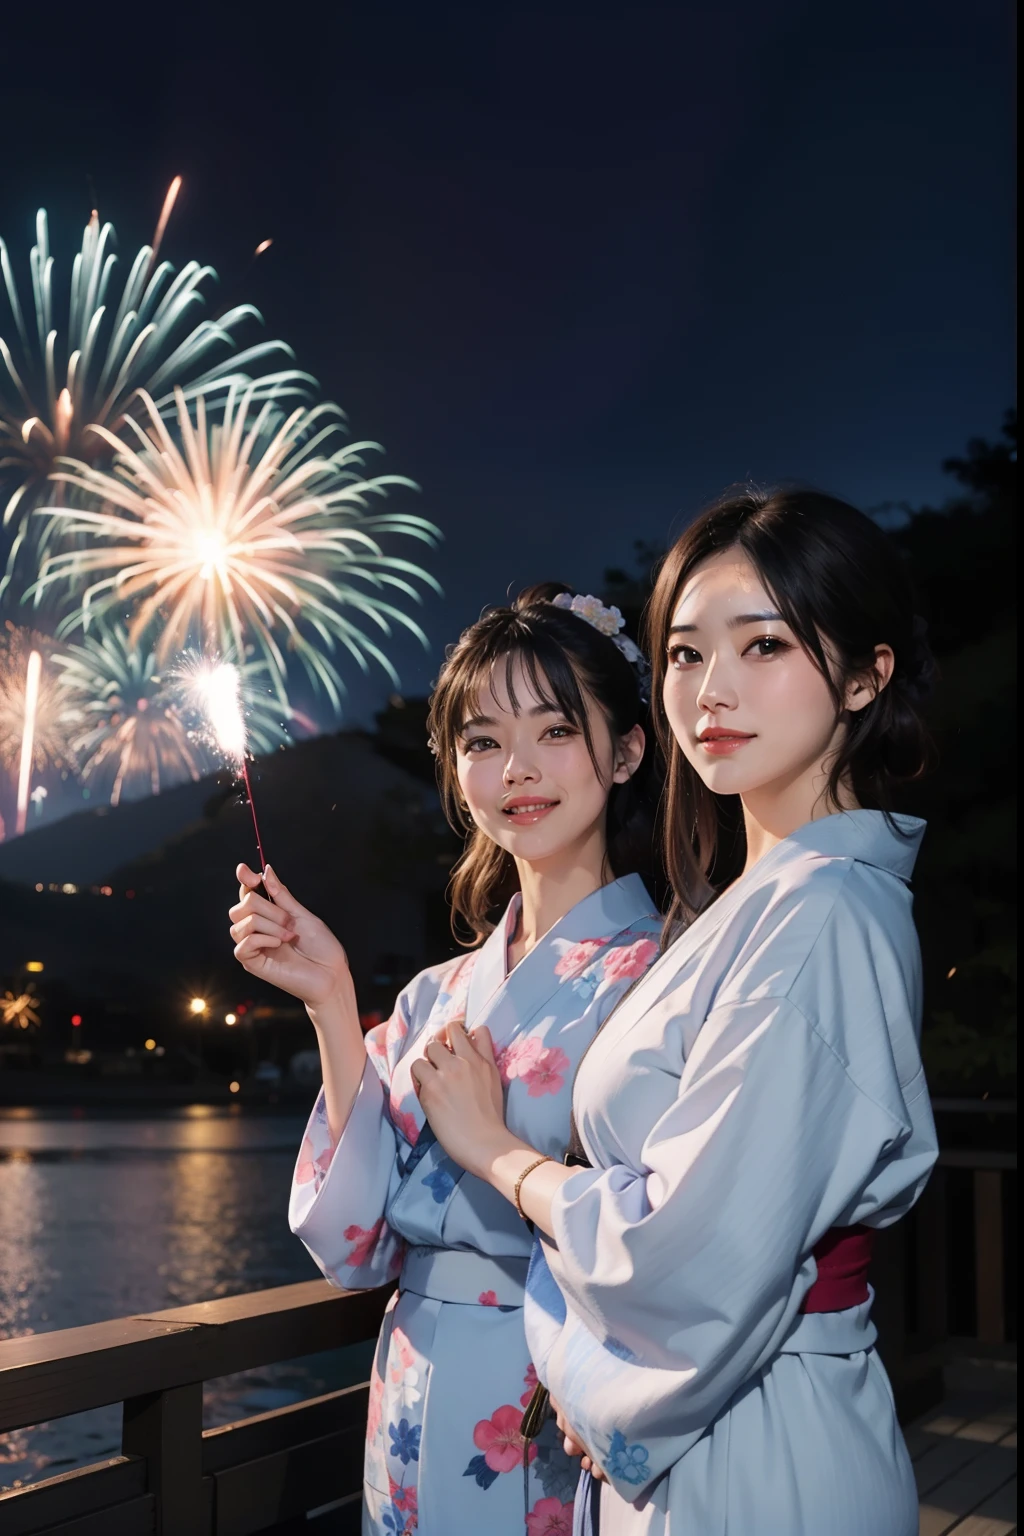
697,728,755,756
501,798,560,823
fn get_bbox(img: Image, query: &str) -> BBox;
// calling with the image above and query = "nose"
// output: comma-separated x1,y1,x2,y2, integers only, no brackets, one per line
503,746,540,786
694,650,738,714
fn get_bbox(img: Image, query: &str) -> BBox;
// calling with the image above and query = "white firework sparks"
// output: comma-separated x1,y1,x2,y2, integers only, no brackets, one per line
0,193,307,598
35,381,441,707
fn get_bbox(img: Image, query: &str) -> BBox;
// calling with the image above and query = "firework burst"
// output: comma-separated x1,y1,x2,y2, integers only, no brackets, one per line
0,623,72,775
1,988,41,1028
35,382,441,707
0,196,308,598
54,623,291,806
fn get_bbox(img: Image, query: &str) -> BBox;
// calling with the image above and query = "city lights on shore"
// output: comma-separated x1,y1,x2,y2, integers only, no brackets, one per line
225,1013,237,1025
189,997,208,1015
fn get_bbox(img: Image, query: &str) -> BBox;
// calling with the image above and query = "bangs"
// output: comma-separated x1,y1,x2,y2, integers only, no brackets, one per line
440,628,598,765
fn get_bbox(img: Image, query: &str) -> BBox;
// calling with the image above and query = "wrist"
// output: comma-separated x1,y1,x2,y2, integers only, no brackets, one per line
306,981,359,1034
478,1136,537,1186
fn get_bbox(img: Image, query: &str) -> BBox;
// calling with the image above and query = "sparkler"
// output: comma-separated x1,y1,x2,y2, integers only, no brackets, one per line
0,191,309,600
35,381,441,708
55,622,290,806
189,659,268,872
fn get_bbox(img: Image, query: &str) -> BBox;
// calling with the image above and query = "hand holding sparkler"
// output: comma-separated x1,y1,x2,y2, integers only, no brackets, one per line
229,864,366,1143
230,864,354,1010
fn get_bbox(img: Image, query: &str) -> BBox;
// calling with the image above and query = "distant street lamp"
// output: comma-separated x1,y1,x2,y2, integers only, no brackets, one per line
189,997,208,1015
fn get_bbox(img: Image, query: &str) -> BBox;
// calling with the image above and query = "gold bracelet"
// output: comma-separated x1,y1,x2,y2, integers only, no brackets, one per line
513,1154,552,1221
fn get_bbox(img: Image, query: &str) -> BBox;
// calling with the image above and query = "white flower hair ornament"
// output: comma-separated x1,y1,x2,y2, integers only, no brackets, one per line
551,592,651,703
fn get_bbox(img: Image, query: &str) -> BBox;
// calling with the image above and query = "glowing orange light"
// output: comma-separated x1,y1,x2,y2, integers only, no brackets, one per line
229,1080,240,1094
254,238,273,257
947,967,957,979
26,961,44,973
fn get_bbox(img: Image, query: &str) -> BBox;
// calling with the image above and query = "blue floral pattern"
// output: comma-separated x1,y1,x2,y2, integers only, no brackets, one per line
388,1418,422,1466
606,1428,650,1485
421,1165,456,1204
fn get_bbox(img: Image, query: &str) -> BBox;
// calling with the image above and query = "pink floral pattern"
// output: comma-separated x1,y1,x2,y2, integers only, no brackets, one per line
367,1356,386,1444
601,936,659,983
496,1035,571,1096
521,1361,539,1407
478,1290,499,1306
554,938,606,976
389,1476,418,1514
344,1217,386,1267
473,1404,537,1473
526,1496,575,1535
388,1097,422,1146
294,1133,335,1186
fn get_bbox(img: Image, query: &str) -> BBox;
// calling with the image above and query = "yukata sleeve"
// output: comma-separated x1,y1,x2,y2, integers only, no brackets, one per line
288,994,411,1290
539,994,919,1502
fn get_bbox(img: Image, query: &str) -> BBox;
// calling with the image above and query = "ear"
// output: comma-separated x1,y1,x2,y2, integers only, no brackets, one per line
612,724,645,783
845,645,895,714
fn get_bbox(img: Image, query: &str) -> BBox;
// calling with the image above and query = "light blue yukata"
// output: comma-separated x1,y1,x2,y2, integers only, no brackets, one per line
525,812,938,1536
289,874,661,1536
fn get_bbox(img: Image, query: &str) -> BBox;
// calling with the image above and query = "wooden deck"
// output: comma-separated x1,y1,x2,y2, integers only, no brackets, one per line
909,1357,1017,1536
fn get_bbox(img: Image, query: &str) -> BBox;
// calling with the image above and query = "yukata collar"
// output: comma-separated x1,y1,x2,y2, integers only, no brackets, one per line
465,873,654,1029
613,811,925,1018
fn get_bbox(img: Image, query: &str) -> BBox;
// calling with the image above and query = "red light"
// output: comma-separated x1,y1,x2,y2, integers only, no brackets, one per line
71,1014,82,1027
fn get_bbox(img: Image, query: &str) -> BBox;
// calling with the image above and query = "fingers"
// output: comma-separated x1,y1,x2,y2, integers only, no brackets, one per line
236,862,263,891
469,1023,497,1064
423,1038,453,1069
447,1018,475,1059
229,912,296,945
262,864,305,917
229,887,282,926
234,933,284,966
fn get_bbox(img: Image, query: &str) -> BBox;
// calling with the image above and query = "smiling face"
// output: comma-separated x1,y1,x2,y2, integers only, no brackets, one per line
662,548,850,806
455,654,641,869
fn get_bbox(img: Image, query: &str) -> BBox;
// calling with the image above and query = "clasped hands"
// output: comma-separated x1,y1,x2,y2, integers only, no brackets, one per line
409,1022,604,1479
409,1017,512,1179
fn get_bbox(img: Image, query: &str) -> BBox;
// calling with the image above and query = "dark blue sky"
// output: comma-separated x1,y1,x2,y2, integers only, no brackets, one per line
4,0,1015,723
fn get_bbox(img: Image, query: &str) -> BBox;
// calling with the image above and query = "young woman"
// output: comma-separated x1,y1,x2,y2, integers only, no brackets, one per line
414,491,939,1536
228,583,663,1536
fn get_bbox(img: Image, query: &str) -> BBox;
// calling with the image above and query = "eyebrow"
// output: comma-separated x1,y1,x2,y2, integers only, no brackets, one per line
459,702,562,732
668,610,785,635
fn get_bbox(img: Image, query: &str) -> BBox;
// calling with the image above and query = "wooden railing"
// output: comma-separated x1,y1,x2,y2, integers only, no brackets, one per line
0,1280,394,1536
872,1131,1017,1425
0,1119,1014,1533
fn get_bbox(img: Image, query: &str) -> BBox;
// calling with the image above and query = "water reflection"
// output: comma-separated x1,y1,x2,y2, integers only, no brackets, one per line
0,1109,375,1491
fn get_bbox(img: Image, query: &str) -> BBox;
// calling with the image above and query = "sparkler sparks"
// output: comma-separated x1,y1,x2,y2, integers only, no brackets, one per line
36,382,441,707
55,625,291,806
186,657,268,871
0,192,308,600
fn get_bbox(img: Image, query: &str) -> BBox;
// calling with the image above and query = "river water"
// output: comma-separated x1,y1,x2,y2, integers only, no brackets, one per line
0,1106,375,1492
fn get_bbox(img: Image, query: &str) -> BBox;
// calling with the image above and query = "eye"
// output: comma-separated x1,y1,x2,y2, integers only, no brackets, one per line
543,723,577,740
462,735,499,753
743,636,791,659
667,643,702,668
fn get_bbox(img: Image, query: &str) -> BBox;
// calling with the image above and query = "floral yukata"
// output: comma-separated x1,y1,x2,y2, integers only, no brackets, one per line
526,812,939,1536
290,875,660,1536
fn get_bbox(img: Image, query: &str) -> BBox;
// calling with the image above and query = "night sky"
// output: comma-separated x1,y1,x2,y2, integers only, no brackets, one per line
3,0,1015,724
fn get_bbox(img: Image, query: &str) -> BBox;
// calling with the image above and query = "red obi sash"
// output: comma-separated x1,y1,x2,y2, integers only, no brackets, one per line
800,1224,875,1313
